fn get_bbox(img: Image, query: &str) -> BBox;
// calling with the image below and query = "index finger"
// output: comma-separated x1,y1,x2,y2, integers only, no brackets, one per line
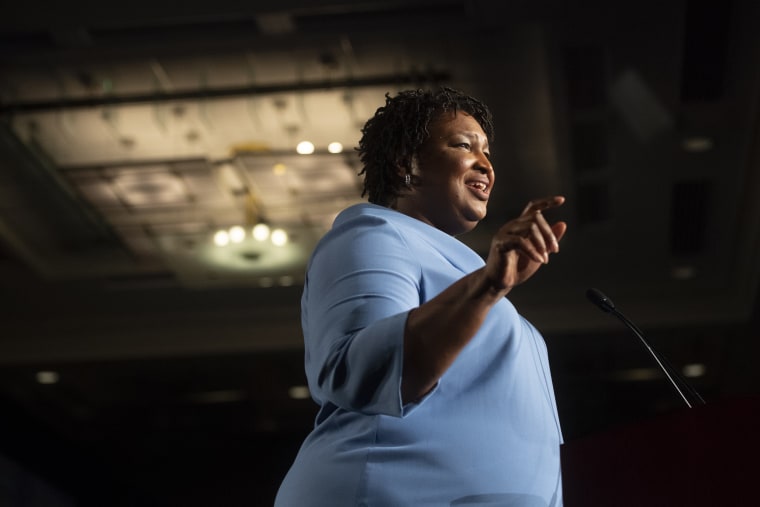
521,195,566,215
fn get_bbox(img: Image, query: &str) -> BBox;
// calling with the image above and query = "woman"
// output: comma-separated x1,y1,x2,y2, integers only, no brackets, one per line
275,88,567,506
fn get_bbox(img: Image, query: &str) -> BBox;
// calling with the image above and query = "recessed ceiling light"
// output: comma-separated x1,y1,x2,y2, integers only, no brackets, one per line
682,136,714,152
327,142,343,154
682,363,706,378
288,385,311,399
36,371,59,384
296,141,315,155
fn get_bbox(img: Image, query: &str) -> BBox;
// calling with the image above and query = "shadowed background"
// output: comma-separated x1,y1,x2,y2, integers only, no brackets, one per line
1,0,759,505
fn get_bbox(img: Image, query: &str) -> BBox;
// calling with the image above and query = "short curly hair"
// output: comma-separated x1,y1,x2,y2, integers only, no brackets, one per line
357,87,494,206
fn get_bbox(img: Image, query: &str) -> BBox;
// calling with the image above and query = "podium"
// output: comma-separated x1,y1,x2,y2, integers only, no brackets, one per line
560,397,760,506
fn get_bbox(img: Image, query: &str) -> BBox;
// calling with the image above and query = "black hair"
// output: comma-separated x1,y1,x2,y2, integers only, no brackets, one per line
357,87,494,206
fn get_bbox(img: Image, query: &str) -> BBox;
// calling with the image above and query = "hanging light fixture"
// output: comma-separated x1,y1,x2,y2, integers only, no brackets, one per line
271,228,288,246
252,223,271,241
213,230,230,246
229,225,246,243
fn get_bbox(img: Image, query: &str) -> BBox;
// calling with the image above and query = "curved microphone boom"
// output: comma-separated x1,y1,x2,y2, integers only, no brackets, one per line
585,288,706,408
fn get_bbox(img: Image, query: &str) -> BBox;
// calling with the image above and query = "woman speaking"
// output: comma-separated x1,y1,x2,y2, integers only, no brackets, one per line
275,88,567,507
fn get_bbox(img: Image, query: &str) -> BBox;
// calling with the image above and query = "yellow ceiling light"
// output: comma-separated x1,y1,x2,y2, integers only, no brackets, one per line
229,225,246,243
288,385,311,399
682,136,714,152
327,142,343,154
271,228,288,246
36,371,59,384
213,230,230,246
252,223,271,241
296,141,315,155
682,363,706,378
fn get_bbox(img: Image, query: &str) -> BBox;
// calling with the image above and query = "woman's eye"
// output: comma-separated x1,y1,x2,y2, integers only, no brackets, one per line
456,143,471,149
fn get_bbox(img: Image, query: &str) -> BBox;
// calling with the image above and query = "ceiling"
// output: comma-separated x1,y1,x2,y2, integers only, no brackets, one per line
1,0,760,505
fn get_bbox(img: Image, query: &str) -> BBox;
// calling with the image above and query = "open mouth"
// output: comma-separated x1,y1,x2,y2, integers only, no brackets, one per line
466,179,490,198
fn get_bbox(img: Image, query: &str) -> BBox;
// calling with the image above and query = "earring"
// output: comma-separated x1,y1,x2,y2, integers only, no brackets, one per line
404,173,411,187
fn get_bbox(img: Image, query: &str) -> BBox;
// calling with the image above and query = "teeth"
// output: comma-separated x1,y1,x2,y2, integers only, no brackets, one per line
470,182,486,190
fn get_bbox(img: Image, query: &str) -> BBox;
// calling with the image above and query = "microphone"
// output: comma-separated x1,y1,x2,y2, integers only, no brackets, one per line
585,288,706,408
586,287,615,313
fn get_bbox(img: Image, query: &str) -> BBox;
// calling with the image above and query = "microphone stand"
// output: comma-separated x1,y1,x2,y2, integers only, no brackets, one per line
586,288,706,409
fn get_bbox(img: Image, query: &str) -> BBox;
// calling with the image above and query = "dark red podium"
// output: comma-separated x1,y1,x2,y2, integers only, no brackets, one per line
561,397,760,506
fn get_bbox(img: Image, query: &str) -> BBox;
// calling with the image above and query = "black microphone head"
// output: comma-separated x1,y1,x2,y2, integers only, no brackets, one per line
586,288,615,313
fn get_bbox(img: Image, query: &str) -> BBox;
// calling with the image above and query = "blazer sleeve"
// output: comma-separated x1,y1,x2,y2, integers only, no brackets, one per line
302,215,427,417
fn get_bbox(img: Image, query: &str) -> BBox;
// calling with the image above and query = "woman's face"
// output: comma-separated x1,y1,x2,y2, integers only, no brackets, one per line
396,110,494,236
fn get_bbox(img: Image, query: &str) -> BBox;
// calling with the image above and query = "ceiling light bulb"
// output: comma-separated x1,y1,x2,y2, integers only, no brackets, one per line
229,226,246,243
327,142,343,154
36,371,59,384
213,230,230,246
271,228,288,246
252,223,270,241
296,141,315,155
288,385,311,400
682,136,714,153
682,363,706,378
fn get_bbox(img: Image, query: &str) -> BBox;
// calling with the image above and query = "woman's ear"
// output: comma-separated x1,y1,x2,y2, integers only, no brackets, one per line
392,161,407,188
394,158,408,180
397,155,421,178
396,157,418,189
